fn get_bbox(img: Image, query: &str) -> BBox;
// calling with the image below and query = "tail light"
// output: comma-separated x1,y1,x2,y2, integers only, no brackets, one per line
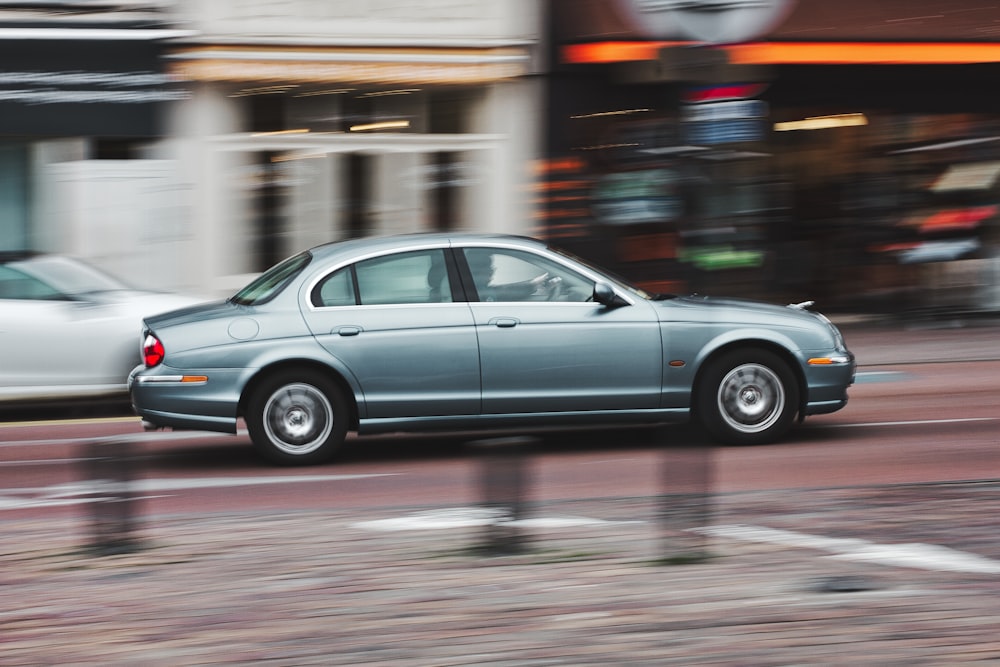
143,332,165,368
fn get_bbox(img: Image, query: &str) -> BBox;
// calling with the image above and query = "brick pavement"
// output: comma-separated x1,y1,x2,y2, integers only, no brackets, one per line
4,321,1000,665
836,317,1000,366
5,483,1000,665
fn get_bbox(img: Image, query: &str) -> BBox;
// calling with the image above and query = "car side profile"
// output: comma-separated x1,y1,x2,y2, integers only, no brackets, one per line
129,233,855,465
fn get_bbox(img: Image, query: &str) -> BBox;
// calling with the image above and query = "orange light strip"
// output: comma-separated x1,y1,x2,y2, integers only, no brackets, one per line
563,41,1000,66
729,42,1000,65
562,41,687,64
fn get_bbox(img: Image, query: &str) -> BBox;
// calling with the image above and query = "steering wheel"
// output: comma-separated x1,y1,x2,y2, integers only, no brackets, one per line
542,275,563,301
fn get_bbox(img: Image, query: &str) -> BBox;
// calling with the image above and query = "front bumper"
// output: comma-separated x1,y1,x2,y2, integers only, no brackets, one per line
801,350,855,416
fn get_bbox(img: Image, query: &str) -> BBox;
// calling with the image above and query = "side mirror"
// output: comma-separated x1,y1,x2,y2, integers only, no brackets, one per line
593,282,628,308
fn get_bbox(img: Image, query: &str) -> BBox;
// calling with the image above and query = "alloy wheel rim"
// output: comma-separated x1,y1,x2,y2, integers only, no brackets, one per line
717,363,784,434
263,383,334,455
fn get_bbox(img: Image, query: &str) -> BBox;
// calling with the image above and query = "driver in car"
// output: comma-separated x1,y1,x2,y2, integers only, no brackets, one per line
467,252,561,302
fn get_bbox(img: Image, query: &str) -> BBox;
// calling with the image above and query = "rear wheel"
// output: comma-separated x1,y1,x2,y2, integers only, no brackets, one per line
246,369,349,465
696,349,798,445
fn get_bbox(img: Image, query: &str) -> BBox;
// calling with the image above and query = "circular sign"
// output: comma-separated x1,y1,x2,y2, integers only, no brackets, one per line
617,0,795,44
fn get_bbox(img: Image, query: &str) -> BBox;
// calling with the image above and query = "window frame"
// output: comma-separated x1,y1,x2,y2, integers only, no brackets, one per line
457,246,596,304
309,247,465,308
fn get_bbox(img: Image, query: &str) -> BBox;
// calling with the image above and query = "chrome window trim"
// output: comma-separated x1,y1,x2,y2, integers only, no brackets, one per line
451,240,638,307
304,241,452,312
303,238,638,311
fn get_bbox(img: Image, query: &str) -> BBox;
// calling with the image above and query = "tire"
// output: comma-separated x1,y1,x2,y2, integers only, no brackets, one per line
246,369,349,465
696,349,799,446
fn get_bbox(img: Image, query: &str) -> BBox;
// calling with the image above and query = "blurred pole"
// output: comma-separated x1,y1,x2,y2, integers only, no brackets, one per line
81,439,142,556
469,436,534,555
659,435,713,563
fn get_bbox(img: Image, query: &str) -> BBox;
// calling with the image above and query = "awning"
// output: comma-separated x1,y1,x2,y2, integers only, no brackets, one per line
930,162,1000,192
166,46,531,86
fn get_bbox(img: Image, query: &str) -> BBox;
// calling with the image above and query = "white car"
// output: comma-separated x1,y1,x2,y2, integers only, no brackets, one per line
0,252,205,404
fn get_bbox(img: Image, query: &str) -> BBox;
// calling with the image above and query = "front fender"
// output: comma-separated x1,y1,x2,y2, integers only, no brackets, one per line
692,326,808,369
661,322,809,408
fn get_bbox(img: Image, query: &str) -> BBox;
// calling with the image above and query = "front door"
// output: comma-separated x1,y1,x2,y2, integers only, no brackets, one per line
461,247,663,414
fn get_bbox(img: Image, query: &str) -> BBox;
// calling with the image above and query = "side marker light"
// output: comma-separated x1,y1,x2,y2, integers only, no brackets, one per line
808,356,850,365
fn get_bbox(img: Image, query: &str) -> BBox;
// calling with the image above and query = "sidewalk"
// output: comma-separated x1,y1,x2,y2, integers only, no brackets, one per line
3,320,1000,665
5,482,1000,665
835,316,1000,366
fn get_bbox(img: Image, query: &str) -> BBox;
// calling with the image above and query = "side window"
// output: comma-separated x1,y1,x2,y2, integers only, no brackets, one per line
462,248,594,303
0,265,64,300
356,249,453,306
311,267,356,307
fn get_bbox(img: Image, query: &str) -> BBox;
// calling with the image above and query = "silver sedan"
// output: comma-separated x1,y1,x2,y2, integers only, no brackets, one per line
129,233,855,465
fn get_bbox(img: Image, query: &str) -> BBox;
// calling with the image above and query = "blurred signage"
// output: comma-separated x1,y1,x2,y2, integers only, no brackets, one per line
680,245,765,270
169,54,526,86
0,41,185,136
201,0,506,41
606,120,680,167
685,99,766,122
682,83,766,103
592,168,682,225
931,162,1000,192
683,93,767,144
616,0,795,43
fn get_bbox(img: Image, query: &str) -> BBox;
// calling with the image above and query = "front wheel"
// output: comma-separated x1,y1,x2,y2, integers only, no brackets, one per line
246,369,349,465
696,349,799,445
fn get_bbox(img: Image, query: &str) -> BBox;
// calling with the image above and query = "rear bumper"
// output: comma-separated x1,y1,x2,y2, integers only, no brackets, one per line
134,407,238,434
129,364,241,434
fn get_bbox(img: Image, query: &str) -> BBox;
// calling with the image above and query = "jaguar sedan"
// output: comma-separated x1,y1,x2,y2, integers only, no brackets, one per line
129,233,855,465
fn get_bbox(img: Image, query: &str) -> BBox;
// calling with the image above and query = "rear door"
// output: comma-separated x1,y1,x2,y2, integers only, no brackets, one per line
300,247,480,419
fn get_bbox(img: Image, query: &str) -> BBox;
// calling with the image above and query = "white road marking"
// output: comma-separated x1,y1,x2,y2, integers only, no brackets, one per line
703,524,1000,574
0,429,243,448
854,371,909,383
828,417,998,428
353,507,643,531
0,473,395,511
0,416,138,429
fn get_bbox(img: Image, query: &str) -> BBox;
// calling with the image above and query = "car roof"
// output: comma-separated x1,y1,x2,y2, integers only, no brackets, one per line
306,232,546,263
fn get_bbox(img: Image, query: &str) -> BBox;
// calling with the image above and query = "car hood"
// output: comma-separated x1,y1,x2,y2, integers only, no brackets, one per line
661,295,832,327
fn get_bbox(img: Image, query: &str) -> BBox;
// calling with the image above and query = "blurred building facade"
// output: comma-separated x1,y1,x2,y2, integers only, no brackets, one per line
0,1,192,287
1,0,544,295
543,0,1000,317
4,0,1000,318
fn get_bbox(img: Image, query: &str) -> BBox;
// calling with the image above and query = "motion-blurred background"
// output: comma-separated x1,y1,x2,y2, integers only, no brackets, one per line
3,0,1000,319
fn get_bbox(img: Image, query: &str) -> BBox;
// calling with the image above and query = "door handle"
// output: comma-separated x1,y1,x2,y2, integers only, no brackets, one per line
336,326,362,336
489,317,519,328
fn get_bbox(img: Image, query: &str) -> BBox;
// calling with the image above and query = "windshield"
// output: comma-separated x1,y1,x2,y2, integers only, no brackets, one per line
12,256,129,296
548,245,664,300
230,251,312,306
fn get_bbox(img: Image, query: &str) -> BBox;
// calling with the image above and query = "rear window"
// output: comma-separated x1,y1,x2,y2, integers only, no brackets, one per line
230,251,312,306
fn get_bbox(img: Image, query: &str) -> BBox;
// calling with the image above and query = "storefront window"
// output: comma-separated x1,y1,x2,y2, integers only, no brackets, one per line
0,143,29,251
